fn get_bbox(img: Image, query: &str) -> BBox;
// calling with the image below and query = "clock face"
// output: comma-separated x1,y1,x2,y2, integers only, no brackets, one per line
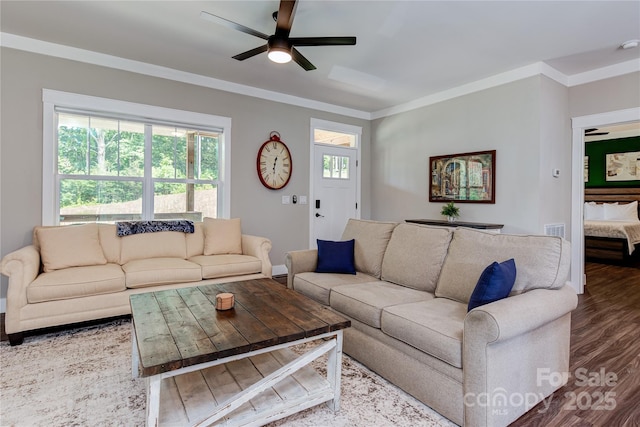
257,138,292,190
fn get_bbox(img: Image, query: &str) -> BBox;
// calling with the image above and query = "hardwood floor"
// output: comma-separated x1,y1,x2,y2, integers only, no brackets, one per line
1,268,638,425
511,262,640,426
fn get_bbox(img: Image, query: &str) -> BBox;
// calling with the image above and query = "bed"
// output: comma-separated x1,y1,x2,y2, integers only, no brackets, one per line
584,188,640,265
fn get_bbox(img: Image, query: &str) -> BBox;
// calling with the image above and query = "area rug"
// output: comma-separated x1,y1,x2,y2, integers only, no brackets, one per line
0,319,456,426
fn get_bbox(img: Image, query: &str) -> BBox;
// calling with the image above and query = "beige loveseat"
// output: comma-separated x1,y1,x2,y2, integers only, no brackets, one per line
1,219,272,345
286,219,577,427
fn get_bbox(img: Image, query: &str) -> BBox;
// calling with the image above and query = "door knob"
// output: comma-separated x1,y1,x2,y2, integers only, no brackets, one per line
315,213,324,218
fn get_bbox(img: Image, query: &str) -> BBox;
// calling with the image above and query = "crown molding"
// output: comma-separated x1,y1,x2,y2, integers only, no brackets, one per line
370,62,570,119
0,33,371,120
566,58,640,87
371,59,639,119
2,32,638,122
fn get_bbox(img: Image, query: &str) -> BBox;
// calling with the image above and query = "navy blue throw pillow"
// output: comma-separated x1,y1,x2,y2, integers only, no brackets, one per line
468,258,517,312
315,239,356,274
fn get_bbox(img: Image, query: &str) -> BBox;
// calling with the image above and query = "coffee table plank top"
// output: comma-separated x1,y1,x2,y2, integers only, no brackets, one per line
131,278,350,377
154,289,219,367
217,281,325,339
176,287,251,354
198,285,281,347
255,279,350,330
130,293,184,374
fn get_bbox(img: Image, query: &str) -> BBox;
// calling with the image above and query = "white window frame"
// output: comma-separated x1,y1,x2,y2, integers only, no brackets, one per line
42,89,231,225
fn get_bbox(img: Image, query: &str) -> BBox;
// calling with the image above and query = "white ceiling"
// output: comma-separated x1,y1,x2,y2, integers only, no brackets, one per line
1,1,639,114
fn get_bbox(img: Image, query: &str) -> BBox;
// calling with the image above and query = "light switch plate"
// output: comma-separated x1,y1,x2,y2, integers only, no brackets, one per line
282,196,290,204
299,195,308,205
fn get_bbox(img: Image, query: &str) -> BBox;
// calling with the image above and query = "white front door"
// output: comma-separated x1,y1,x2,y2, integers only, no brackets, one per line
312,144,358,244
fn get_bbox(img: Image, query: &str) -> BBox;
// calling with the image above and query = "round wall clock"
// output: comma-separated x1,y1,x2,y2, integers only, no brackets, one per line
257,132,292,190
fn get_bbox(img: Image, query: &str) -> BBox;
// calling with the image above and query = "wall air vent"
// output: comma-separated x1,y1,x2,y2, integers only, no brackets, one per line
544,223,565,239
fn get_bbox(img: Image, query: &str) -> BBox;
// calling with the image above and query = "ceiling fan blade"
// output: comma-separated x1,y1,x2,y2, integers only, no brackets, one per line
584,128,609,136
275,0,297,36
289,36,357,46
200,11,269,40
232,44,268,61
291,47,316,71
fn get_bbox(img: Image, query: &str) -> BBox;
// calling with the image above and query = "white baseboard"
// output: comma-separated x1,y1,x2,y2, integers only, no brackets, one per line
1,297,5,314
272,264,288,276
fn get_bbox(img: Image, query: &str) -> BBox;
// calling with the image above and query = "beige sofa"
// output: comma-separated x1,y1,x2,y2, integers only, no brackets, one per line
1,219,272,345
286,219,577,427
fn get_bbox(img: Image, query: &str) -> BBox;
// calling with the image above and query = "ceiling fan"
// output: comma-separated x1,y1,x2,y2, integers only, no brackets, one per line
200,0,356,71
584,128,609,136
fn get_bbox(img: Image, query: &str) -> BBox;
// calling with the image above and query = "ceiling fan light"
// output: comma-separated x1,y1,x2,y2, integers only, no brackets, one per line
267,37,292,64
268,48,292,63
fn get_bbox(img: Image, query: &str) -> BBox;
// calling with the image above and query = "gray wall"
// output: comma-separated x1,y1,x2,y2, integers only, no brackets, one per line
569,72,640,117
0,47,371,300
370,76,573,235
1,45,638,305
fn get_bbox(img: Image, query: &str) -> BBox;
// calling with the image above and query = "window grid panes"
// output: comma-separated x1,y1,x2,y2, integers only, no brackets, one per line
323,154,350,179
57,112,220,224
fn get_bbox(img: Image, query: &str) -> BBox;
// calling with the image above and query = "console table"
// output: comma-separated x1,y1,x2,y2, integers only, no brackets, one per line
405,219,504,232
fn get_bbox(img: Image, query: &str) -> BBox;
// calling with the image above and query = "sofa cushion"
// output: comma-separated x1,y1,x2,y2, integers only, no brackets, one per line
27,263,125,303
204,217,243,255
435,228,570,304
186,222,206,258
316,239,356,274
468,258,517,311
293,271,378,305
341,219,398,279
381,223,452,292
119,232,187,264
189,255,262,279
36,224,107,272
381,298,466,368
330,282,433,329
97,224,121,264
122,258,202,288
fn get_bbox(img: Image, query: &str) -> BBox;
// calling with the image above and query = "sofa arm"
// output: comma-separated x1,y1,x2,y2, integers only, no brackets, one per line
462,284,577,426
241,234,273,278
284,249,318,289
465,284,577,344
1,245,41,334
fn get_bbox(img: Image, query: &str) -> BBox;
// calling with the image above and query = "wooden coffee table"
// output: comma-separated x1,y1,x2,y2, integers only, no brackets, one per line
130,278,351,427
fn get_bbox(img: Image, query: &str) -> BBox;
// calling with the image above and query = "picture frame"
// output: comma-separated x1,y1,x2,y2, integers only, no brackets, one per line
605,151,640,182
584,156,589,182
429,150,495,203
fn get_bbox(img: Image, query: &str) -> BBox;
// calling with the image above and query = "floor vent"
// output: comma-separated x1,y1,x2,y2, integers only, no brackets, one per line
544,223,565,239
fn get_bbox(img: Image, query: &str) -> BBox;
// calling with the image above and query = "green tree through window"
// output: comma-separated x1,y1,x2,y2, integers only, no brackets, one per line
57,113,220,223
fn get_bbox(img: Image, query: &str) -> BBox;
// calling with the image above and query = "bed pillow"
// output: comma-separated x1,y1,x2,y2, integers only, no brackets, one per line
37,223,107,272
584,202,605,220
315,239,356,274
604,201,639,222
468,258,517,312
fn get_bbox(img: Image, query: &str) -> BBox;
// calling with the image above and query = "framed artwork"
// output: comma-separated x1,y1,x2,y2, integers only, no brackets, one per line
606,151,640,181
584,156,589,182
429,150,495,203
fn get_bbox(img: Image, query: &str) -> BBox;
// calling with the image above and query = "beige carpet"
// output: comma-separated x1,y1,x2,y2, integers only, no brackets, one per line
0,319,456,426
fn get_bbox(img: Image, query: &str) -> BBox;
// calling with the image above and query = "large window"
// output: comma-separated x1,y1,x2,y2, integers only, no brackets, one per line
43,90,231,225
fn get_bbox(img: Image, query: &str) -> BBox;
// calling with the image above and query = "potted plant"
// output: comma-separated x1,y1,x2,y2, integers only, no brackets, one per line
441,201,460,222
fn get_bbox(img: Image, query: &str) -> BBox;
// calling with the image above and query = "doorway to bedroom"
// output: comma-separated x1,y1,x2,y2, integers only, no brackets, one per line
583,123,640,268
571,109,640,293
580,121,640,293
